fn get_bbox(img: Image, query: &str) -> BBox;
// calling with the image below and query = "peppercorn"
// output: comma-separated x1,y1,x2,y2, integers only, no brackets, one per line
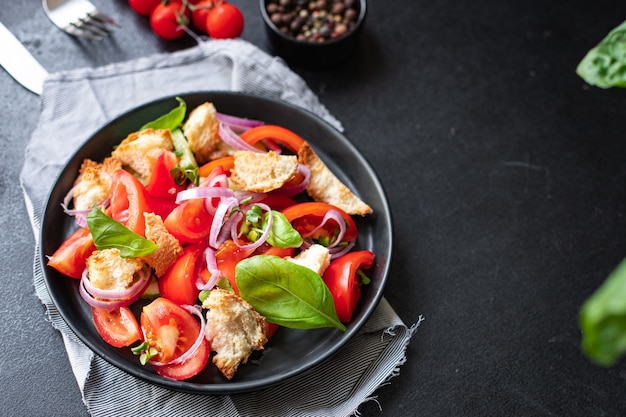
265,0,359,43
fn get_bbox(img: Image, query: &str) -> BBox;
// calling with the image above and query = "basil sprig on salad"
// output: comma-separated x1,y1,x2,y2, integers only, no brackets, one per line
236,255,346,331
86,206,157,258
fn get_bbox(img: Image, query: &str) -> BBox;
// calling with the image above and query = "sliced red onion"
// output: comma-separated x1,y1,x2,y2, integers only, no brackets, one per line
196,247,221,291
149,304,206,367
273,164,311,196
218,123,263,153
216,112,264,132
328,239,356,260
79,267,152,309
175,186,234,205
209,197,240,249
263,138,282,154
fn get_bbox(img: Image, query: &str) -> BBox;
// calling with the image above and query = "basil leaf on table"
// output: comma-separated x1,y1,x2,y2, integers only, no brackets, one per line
86,207,157,258
141,96,187,131
236,255,346,331
577,20,626,88
580,256,626,366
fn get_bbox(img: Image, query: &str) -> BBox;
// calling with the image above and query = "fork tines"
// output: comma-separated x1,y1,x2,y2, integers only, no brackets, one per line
65,11,119,40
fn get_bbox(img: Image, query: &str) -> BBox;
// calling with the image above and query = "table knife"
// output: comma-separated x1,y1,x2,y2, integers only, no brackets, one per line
0,21,48,95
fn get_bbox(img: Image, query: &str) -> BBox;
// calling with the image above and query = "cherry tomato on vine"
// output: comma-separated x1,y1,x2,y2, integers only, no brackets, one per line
150,1,190,40
206,3,244,39
190,0,215,34
128,0,161,16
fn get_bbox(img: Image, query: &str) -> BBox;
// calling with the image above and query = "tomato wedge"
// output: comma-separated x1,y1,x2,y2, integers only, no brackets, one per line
146,150,186,198
91,306,142,347
158,242,206,305
47,227,96,279
140,298,209,380
240,125,306,154
282,202,358,243
108,169,150,236
163,195,214,243
212,239,255,294
323,250,375,323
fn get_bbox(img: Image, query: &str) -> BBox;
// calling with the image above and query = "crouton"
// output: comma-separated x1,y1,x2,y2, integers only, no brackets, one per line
141,213,182,277
86,248,144,291
230,150,298,193
298,143,373,216
182,102,222,164
72,157,122,210
287,244,331,276
111,128,173,184
202,289,268,380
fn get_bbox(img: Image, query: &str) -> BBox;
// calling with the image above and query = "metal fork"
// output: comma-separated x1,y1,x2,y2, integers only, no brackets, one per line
43,0,119,40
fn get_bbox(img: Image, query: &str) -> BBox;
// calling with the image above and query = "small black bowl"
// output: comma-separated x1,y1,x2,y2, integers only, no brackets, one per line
260,0,367,69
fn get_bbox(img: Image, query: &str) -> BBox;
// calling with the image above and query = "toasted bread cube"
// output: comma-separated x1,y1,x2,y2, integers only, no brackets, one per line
72,157,122,210
182,102,222,164
141,213,183,277
86,248,144,291
230,150,298,193
202,289,268,380
298,143,373,216
111,128,173,184
287,244,331,276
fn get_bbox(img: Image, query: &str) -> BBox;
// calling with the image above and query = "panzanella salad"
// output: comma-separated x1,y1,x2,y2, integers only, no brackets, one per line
47,97,375,381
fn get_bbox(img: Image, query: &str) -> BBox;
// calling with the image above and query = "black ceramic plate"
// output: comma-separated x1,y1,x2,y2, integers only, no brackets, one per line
40,92,392,394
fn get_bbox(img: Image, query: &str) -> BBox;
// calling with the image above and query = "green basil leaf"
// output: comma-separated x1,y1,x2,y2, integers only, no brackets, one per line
87,207,157,258
265,210,303,249
141,97,187,131
236,255,346,331
577,20,626,88
580,256,626,366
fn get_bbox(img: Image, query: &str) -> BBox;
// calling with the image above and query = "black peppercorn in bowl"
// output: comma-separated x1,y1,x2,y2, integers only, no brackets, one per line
260,0,366,69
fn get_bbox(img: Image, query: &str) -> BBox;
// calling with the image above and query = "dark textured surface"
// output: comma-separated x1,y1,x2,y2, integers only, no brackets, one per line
3,1,626,416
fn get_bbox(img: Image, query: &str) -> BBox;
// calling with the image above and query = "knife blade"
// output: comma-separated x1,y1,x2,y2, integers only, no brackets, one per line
0,21,48,95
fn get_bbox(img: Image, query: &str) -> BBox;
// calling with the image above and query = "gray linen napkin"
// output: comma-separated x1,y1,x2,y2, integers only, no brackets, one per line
20,39,420,417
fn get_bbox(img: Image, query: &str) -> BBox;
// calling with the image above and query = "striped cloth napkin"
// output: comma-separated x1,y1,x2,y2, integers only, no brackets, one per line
20,39,420,417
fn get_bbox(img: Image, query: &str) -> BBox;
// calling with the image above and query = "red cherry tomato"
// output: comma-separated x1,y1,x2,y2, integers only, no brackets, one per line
140,298,210,380
91,306,142,347
190,0,214,34
158,242,207,305
323,250,375,323
128,0,161,16
150,1,190,40
206,3,244,39
47,227,96,279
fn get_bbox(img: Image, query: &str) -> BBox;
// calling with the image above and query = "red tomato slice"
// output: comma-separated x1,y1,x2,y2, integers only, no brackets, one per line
281,202,358,243
152,336,210,380
146,150,185,198
240,125,306,154
213,239,255,294
159,242,207,305
163,196,214,243
322,250,375,323
47,227,96,279
108,169,150,237
253,242,295,258
91,306,142,347
140,298,208,380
